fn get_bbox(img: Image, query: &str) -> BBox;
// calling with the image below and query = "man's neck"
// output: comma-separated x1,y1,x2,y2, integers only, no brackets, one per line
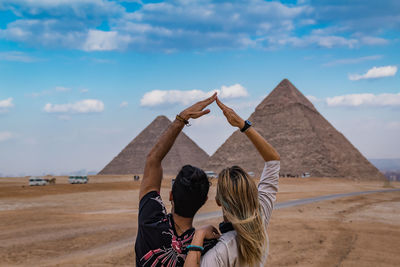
172,213,194,235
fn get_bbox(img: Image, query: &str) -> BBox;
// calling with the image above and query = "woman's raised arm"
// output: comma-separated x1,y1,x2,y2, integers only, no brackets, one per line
216,97,280,162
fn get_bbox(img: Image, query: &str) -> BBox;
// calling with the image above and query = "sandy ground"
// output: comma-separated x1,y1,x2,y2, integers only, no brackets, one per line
0,176,399,266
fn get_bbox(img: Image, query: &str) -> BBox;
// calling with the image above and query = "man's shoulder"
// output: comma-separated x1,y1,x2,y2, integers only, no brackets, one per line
140,191,163,205
138,191,169,226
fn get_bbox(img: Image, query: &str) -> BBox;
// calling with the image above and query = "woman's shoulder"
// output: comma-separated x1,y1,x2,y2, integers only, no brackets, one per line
201,231,238,266
218,230,237,245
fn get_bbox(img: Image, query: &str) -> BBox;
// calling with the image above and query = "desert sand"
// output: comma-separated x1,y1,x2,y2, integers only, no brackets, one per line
0,176,399,266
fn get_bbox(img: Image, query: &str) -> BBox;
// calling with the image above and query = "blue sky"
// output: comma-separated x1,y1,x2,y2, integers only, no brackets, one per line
0,0,399,176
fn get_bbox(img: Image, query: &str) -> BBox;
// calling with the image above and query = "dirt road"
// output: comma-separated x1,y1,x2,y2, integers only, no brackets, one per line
0,177,399,266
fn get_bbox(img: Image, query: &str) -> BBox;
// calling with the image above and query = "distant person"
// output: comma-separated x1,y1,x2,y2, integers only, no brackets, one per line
184,97,280,267
135,93,219,267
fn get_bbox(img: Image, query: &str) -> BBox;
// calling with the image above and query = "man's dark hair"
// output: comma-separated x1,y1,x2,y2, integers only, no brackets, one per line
172,165,210,218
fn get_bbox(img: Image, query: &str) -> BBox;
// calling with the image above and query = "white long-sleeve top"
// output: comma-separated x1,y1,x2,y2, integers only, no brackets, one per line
200,161,280,267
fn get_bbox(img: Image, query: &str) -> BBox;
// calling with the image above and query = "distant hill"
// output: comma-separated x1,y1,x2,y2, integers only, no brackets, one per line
369,158,400,171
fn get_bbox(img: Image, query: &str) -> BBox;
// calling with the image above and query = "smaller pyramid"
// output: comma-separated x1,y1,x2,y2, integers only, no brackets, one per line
99,116,209,175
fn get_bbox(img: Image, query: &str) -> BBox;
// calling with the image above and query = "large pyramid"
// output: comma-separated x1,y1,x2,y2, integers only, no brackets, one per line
99,115,209,175
206,79,384,180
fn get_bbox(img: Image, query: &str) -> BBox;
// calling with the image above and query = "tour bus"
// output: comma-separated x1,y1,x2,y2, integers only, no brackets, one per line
205,171,217,179
248,172,255,177
68,176,89,184
29,176,48,186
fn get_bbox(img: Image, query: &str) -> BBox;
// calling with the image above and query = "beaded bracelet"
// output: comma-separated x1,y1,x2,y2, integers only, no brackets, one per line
187,245,204,252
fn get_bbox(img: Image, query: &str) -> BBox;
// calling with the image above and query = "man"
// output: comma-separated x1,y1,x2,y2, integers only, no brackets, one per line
135,93,218,267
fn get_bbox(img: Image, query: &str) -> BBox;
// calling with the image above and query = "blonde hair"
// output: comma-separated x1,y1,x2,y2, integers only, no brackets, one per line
216,166,266,266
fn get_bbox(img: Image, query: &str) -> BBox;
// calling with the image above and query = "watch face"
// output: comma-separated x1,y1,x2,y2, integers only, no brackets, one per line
241,120,252,132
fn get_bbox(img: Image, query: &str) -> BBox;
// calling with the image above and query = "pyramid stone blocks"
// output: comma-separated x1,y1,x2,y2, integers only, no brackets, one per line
205,79,384,180
99,116,209,175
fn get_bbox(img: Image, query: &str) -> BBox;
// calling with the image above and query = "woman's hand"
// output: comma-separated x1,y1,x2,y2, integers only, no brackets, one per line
216,97,245,129
196,224,221,240
179,93,217,121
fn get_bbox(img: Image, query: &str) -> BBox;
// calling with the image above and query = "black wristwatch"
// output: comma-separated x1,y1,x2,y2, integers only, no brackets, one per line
240,120,252,132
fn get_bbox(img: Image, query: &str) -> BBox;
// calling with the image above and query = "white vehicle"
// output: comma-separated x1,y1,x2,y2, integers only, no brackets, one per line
68,176,88,184
248,172,255,177
301,172,311,178
205,171,217,179
29,177,48,186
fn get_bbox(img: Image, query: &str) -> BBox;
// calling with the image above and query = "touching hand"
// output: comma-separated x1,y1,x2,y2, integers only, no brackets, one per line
196,225,221,240
216,97,245,129
179,92,217,120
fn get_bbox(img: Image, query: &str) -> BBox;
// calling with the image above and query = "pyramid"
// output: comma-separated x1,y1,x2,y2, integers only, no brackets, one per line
99,115,209,175
206,79,384,180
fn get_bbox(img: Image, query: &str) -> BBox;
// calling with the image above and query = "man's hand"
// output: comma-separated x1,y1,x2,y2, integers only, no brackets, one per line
139,93,217,201
196,224,221,240
179,92,217,121
216,97,245,129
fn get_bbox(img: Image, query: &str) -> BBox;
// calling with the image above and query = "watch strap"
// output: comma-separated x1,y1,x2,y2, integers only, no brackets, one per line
240,120,252,132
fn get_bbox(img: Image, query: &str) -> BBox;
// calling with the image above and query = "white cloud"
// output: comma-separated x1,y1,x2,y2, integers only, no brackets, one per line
82,30,130,51
299,19,316,26
267,34,359,49
44,99,104,113
314,35,358,49
0,51,38,62
80,88,89,93
120,101,128,107
26,90,50,98
0,98,14,108
27,86,71,98
0,0,395,52
0,0,313,52
55,86,70,92
323,55,382,67
349,65,397,81
0,19,86,48
219,84,248,98
141,89,211,107
0,0,123,19
140,84,248,107
326,93,400,107
360,36,389,46
0,132,13,142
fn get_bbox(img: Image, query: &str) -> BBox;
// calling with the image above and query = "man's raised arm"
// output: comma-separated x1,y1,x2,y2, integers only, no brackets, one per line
139,93,217,201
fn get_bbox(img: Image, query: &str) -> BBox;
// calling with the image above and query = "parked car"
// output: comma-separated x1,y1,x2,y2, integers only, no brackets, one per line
29,176,48,186
248,171,255,177
68,176,88,184
205,171,217,178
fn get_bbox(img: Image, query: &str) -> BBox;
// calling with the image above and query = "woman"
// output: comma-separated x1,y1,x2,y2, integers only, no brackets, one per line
184,97,280,267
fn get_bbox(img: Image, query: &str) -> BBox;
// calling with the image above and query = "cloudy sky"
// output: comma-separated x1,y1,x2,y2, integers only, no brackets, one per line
0,0,399,176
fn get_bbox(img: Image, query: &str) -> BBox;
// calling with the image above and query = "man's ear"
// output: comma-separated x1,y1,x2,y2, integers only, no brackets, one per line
169,191,173,201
